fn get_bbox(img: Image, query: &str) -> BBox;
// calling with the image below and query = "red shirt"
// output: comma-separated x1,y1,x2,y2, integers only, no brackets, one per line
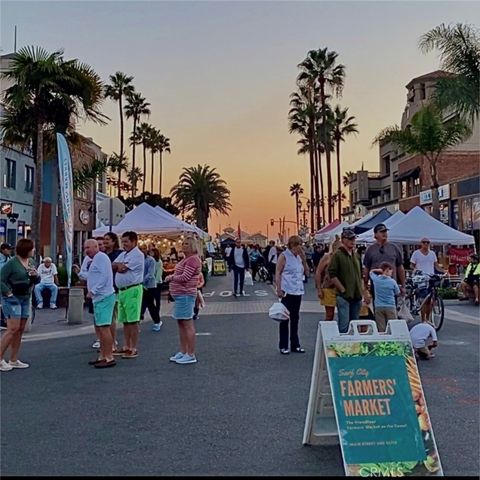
169,255,201,297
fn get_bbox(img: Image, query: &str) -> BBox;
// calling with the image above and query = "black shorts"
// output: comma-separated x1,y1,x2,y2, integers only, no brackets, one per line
466,276,480,287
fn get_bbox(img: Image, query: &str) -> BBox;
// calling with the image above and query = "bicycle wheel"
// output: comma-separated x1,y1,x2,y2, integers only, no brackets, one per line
431,296,445,332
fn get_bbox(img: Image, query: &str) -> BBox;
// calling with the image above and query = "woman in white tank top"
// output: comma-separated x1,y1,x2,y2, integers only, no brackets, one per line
275,235,308,354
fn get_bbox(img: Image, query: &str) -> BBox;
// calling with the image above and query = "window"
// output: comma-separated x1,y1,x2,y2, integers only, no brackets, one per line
383,156,391,176
400,181,408,199
413,177,420,196
4,159,16,189
419,83,426,100
25,165,34,193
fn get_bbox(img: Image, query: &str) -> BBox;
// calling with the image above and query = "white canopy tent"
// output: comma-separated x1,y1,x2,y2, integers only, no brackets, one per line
315,221,350,243
154,206,209,240
92,202,196,236
356,211,406,243
380,206,475,245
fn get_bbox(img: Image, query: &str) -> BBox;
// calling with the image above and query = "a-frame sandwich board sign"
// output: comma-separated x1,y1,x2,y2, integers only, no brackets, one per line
303,319,443,477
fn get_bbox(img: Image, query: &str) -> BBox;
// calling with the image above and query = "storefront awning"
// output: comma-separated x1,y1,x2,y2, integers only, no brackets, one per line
394,167,420,182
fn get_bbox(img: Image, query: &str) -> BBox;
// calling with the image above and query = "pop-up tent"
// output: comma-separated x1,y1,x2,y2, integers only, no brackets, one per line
154,206,209,240
352,207,393,234
314,220,350,243
93,202,196,236
383,206,475,245
356,211,406,243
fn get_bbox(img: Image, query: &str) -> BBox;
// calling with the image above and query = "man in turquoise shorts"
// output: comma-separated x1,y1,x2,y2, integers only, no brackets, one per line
112,231,144,359
83,239,116,369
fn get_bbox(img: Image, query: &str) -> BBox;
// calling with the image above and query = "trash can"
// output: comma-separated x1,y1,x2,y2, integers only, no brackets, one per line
67,287,84,325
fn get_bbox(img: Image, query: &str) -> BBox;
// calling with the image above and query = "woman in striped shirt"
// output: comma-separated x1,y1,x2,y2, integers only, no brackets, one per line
164,237,201,365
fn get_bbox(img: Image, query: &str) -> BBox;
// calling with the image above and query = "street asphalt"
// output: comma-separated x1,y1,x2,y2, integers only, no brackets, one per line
1,272,479,476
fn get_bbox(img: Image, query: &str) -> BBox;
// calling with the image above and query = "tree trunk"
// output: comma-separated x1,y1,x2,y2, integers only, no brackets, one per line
336,138,342,221
117,167,122,197
429,157,440,220
308,123,315,233
32,124,44,260
295,193,299,234
159,151,163,197
326,149,333,223
131,115,137,197
150,150,154,193
142,144,147,193
317,146,326,225
313,142,321,232
119,96,124,158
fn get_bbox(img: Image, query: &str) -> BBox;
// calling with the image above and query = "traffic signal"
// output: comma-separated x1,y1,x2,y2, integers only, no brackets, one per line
270,219,274,226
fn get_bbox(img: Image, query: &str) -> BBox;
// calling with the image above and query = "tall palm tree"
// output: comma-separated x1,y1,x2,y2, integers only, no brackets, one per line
289,183,304,232
419,23,480,123
148,127,161,194
157,134,171,197
124,91,150,181
297,48,345,223
374,104,470,219
104,72,134,161
170,164,231,232
343,171,355,187
108,152,129,197
131,122,153,195
126,166,144,195
1,46,105,248
332,105,358,219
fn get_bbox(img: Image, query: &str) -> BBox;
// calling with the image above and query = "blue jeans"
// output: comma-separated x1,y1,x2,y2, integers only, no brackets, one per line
233,266,246,294
34,283,58,305
336,296,362,333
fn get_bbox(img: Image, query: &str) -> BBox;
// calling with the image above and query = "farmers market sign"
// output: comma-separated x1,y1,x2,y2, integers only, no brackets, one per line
327,334,442,476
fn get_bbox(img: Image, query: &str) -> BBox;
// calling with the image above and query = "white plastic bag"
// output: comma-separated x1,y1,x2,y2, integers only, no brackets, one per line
244,270,254,286
269,300,290,322
397,299,414,322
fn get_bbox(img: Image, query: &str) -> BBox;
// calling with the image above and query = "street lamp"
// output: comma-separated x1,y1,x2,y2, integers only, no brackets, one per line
298,197,310,229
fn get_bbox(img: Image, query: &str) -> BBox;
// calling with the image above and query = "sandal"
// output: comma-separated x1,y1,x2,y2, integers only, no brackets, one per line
113,348,129,356
121,350,138,359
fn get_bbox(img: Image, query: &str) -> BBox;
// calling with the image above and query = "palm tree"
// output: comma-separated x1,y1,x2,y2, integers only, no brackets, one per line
419,23,480,123
124,91,150,181
157,134,171,197
126,166,144,194
148,127,161,194
1,46,105,248
108,152,129,197
289,183,304,232
131,122,153,195
104,72,134,161
374,104,470,219
332,105,358,219
170,164,231,232
343,171,355,187
297,48,345,223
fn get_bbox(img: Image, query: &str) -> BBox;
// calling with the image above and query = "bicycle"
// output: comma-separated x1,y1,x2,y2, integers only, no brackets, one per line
405,272,445,332
257,264,269,282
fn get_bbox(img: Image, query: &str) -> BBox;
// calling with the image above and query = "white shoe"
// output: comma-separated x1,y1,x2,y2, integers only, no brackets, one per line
0,359,13,372
92,340,100,349
241,291,246,296
169,352,185,362
50,304,57,309
9,359,30,369
37,303,43,309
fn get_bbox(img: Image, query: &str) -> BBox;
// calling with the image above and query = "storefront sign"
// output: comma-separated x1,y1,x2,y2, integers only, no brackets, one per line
0,203,13,215
79,209,90,225
212,259,227,276
419,185,450,205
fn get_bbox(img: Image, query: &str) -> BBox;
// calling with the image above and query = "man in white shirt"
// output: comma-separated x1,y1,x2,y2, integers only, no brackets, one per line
112,231,144,359
410,238,445,276
267,241,278,284
34,257,59,309
409,320,438,360
227,238,250,296
224,245,232,260
83,239,116,369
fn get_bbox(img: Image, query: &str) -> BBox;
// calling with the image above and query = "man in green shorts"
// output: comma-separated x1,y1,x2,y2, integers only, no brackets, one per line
112,231,144,359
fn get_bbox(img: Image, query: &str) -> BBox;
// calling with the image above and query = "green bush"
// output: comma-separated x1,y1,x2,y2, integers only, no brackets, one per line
437,287,458,300
57,266,79,287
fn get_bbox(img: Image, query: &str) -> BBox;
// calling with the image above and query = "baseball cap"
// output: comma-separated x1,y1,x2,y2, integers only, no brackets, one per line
1,243,13,250
341,228,356,239
374,223,389,233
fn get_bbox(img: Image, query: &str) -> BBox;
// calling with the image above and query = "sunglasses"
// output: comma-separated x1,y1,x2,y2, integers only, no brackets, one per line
422,241,430,244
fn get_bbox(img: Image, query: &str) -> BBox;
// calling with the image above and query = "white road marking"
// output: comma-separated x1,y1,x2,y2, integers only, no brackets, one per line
195,332,212,336
444,309,479,326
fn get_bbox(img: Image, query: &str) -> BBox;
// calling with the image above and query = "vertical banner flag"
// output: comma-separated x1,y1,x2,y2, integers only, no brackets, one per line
56,133,74,287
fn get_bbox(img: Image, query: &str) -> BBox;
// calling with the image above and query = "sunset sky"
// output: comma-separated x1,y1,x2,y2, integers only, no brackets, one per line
2,1,479,237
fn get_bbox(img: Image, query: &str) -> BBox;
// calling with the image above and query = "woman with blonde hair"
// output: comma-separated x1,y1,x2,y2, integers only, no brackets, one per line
275,235,308,355
315,237,341,321
164,236,201,365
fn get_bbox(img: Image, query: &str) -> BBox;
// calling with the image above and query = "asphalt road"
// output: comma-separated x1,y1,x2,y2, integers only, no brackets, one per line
1,273,479,476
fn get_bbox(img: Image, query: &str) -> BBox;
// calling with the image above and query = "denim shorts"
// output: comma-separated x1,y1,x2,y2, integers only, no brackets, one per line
1,295,31,319
172,295,196,320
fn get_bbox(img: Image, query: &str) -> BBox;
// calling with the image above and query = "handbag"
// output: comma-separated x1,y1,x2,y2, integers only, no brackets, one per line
269,300,290,322
244,270,253,286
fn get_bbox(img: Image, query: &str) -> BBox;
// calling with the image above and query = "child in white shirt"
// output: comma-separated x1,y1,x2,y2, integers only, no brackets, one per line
410,320,438,359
